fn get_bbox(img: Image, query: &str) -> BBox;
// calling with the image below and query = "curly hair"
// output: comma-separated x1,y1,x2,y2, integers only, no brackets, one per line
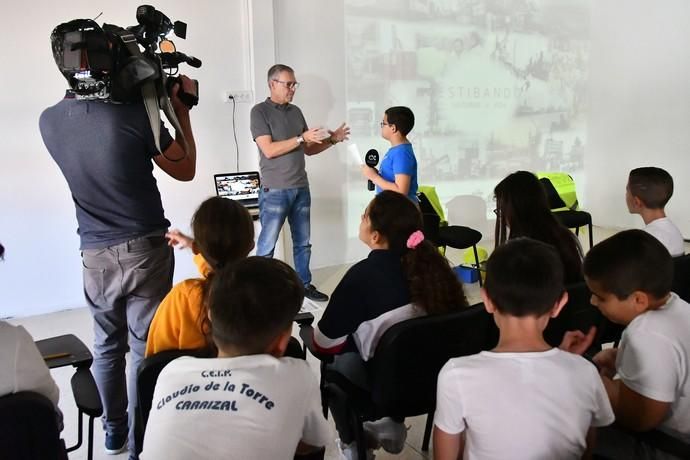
368,191,468,314
494,171,583,284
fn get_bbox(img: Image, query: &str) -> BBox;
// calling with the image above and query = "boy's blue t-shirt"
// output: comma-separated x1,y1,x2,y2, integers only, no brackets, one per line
377,143,418,201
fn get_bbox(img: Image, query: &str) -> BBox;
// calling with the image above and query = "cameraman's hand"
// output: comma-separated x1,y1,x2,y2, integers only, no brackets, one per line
171,75,196,113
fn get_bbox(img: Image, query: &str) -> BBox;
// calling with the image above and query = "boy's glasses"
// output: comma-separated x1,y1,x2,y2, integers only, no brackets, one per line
379,122,390,128
272,79,300,90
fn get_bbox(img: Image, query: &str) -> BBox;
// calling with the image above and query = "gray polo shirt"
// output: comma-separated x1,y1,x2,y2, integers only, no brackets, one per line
250,98,309,189
40,96,173,250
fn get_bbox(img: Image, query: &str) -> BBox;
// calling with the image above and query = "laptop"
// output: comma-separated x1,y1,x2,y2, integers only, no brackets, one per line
214,171,261,217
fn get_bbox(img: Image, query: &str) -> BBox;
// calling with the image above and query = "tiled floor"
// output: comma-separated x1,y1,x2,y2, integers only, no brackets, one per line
8,227,688,459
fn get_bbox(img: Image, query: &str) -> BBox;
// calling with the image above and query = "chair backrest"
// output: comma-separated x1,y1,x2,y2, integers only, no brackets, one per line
417,186,446,223
543,282,604,347
672,254,690,303
368,304,496,417
137,348,211,428
536,172,580,210
538,177,568,210
0,391,65,460
421,210,442,246
134,348,211,455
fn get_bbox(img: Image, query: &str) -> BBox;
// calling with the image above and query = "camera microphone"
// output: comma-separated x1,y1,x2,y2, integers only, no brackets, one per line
365,149,379,191
160,52,202,68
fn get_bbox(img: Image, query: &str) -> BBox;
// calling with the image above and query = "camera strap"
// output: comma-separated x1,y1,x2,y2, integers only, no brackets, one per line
113,29,188,160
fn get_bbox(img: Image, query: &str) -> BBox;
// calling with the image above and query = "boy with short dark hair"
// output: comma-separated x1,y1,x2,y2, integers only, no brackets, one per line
433,238,613,460
141,257,330,460
565,229,690,457
626,167,685,256
361,106,418,201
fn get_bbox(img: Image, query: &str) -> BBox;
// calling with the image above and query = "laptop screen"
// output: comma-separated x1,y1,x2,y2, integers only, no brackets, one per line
214,172,260,208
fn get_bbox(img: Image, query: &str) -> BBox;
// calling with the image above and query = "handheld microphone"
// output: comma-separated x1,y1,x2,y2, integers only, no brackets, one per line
365,149,379,191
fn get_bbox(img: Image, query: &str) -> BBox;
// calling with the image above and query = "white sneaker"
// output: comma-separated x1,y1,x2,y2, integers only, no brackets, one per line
336,438,375,460
363,417,408,454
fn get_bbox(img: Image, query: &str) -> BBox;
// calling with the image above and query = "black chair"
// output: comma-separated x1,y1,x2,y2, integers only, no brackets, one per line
672,253,690,303
418,191,484,286
539,177,594,249
593,426,690,460
634,427,690,458
135,348,212,453
542,282,603,350
301,304,497,458
539,281,626,353
0,392,67,460
34,334,103,460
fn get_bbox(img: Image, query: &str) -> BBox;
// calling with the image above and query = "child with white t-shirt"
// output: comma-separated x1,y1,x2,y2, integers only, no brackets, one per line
564,229,690,458
433,238,614,460
141,257,331,460
626,167,685,256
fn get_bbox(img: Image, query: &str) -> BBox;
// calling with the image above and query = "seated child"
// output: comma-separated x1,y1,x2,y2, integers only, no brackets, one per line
0,321,60,411
141,257,330,459
494,171,584,283
566,229,690,457
314,191,467,458
146,197,254,356
626,167,685,256
0,245,62,428
434,237,613,460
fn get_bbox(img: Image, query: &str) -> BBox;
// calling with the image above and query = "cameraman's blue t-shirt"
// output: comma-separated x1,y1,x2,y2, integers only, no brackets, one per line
39,96,173,250
377,143,418,201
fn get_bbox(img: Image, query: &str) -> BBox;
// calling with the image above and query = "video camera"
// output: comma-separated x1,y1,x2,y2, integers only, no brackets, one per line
50,5,201,106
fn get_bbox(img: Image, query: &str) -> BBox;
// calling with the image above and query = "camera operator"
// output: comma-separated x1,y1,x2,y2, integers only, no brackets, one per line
39,26,197,458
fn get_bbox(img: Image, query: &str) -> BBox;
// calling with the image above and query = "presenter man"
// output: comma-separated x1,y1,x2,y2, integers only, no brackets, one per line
250,64,350,301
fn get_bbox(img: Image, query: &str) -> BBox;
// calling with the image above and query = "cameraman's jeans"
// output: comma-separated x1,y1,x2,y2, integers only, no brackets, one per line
82,233,173,453
257,186,312,285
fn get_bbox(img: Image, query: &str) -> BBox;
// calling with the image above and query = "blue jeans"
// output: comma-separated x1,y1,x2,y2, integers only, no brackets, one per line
82,233,173,457
257,186,312,285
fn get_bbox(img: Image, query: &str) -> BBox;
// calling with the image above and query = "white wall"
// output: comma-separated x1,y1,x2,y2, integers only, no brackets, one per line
586,0,690,235
0,0,260,318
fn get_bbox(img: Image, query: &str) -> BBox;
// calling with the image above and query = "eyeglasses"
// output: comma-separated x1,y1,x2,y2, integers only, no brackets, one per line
492,208,499,215
379,121,390,128
272,79,300,90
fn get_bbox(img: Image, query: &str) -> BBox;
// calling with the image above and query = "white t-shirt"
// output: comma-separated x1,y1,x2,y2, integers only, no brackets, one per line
0,321,59,407
645,217,685,257
141,354,331,460
435,348,614,460
616,293,690,441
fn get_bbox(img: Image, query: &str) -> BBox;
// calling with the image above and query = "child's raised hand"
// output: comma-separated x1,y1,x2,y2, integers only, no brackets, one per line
166,229,194,250
559,326,597,356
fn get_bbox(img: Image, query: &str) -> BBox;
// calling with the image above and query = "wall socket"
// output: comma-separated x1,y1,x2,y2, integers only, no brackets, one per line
224,90,253,104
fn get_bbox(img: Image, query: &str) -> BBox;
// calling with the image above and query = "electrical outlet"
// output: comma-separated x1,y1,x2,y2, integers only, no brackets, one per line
224,90,253,104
